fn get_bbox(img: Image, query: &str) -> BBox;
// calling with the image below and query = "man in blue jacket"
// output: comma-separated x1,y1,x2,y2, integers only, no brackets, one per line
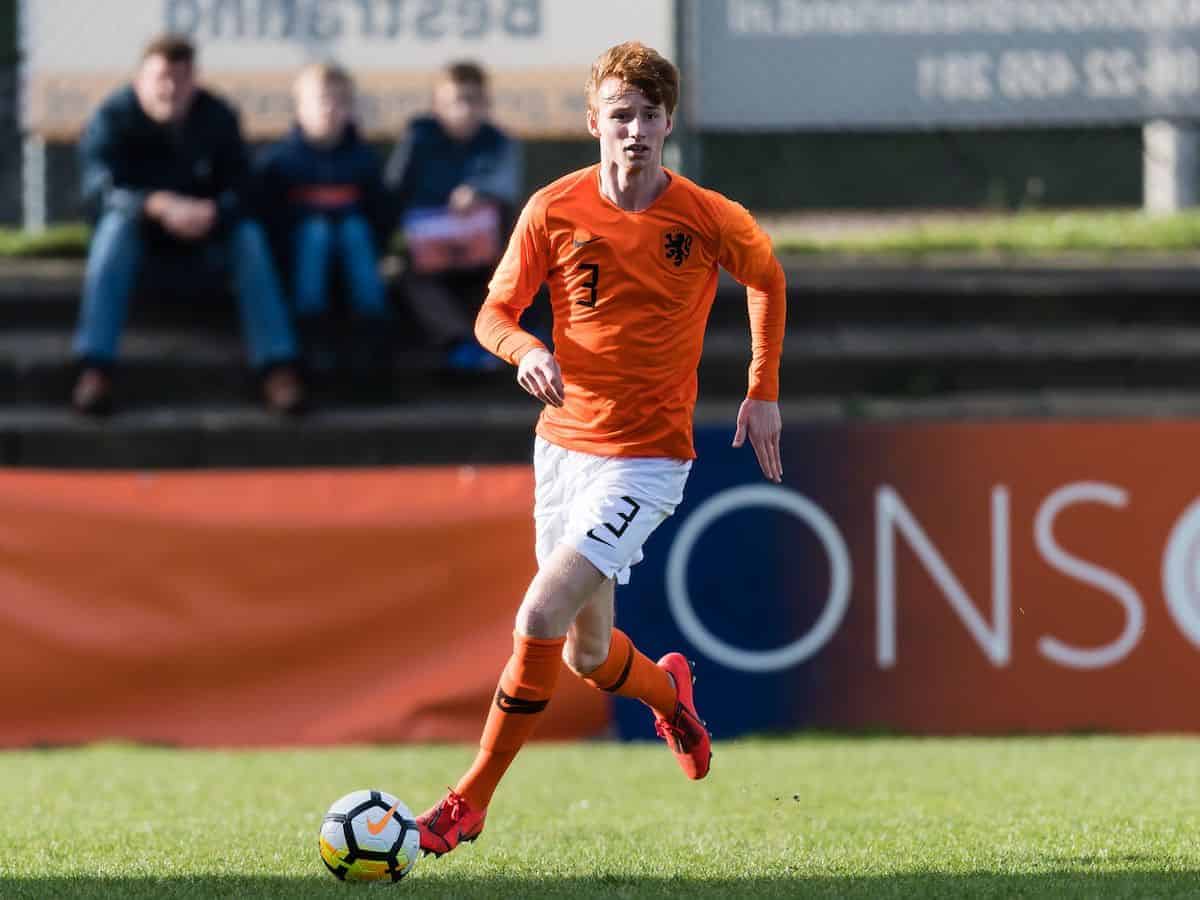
256,63,391,380
73,35,303,415
384,61,523,371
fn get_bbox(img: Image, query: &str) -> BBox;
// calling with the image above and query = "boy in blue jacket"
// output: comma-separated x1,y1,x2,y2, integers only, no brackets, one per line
257,63,391,379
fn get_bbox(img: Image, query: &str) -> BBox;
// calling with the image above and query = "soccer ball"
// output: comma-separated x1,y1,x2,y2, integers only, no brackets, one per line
318,789,420,883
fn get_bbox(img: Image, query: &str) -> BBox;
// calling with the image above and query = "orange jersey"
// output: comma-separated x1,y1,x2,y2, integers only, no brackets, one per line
475,164,786,460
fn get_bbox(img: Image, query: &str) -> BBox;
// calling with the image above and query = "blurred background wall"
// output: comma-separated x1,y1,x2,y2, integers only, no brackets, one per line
1,0,1157,225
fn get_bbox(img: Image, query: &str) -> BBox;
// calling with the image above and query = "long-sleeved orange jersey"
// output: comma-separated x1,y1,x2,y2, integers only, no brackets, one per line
475,164,786,460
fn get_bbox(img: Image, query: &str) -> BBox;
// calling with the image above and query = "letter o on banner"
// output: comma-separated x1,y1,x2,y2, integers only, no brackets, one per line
665,485,852,673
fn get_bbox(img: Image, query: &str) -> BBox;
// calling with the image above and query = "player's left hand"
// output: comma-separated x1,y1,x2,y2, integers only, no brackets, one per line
732,398,782,483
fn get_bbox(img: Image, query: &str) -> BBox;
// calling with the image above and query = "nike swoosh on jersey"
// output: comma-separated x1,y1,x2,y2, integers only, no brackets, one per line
572,228,602,248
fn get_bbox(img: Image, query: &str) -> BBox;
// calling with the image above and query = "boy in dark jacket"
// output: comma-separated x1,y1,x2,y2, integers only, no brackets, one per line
257,64,390,377
73,35,303,415
384,61,522,371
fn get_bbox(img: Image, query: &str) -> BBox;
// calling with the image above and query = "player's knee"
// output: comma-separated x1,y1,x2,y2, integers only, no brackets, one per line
562,638,607,676
514,599,563,639
516,570,587,637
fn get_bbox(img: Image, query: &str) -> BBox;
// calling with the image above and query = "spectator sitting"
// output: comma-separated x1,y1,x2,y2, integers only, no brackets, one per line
256,63,392,381
384,60,523,372
72,34,304,415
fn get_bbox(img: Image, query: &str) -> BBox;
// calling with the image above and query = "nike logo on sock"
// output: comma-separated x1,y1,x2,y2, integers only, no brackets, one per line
495,687,549,714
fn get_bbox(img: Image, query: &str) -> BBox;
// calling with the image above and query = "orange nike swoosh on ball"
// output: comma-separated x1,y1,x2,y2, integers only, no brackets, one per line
366,800,402,835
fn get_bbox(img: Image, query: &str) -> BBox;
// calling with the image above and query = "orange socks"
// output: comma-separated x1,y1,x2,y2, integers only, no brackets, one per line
454,632,565,810
454,630,678,810
579,628,677,718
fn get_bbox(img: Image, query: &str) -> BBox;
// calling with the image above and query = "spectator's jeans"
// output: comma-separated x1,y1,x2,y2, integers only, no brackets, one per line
73,210,298,370
292,213,388,319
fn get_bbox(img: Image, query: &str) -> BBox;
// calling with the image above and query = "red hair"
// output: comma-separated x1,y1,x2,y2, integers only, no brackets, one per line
586,42,679,115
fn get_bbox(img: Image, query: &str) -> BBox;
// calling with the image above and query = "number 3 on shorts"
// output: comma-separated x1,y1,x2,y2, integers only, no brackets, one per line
586,496,641,547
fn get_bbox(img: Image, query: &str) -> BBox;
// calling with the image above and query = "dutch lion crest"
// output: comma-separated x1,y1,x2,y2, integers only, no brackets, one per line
663,230,693,267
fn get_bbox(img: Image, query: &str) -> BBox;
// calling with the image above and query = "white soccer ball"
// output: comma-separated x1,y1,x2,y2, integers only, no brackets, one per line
318,789,420,883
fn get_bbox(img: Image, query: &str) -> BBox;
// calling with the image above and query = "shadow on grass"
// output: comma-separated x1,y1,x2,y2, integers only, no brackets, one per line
5,872,1200,899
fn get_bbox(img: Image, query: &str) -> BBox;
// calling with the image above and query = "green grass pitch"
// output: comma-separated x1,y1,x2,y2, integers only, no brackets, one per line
3,736,1200,898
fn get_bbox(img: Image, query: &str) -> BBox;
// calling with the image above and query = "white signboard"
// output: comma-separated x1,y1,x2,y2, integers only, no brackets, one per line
22,0,674,138
695,0,1200,129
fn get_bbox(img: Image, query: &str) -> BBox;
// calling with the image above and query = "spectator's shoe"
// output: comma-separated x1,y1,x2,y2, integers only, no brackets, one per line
262,365,306,415
653,653,712,780
445,339,502,374
71,368,113,416
416,789,487,857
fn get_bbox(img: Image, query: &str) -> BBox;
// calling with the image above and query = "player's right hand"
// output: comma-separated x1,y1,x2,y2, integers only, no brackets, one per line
517,348,564,408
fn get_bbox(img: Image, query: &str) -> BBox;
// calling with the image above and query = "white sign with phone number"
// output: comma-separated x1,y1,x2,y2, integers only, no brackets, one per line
695,0,1200,128
919,46,1200,105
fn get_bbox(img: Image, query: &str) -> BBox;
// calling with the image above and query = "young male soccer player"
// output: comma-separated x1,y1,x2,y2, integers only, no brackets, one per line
417,41,786,856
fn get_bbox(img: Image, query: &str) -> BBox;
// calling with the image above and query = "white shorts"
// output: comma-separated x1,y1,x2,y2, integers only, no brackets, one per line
534,437,692,585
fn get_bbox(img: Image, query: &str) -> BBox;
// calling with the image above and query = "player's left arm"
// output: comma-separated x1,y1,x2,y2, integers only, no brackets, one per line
717,200,787,483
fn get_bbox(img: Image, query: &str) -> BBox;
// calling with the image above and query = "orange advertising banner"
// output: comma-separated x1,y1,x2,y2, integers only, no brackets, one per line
614,421,1200,738
0,468,609,748
805,422,1200,733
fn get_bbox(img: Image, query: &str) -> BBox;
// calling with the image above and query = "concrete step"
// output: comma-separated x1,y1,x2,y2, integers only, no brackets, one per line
0,403,541,468
6,391,1200,468
5,258,1200,331
706,325,1200,395
0,330,519,407
6,324,1200,408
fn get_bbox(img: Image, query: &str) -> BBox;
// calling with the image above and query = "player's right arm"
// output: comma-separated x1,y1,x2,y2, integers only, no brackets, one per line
474,195,564,407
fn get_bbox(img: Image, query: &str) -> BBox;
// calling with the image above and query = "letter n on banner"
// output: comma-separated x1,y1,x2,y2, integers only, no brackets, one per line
875,485,1011,668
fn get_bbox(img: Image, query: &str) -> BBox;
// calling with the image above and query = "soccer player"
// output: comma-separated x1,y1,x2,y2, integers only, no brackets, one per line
417,41,785,856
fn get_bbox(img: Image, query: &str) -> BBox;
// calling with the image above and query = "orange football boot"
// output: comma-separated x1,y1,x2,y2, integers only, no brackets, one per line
653,652,712,780
416,789,487,857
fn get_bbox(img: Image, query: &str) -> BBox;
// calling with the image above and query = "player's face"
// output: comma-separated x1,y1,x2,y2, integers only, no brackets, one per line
587,77,673,174
296,79,352,144
135,54,196,124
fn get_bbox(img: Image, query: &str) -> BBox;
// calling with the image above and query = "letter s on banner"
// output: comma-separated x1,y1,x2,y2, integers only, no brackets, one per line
1035,482,1144,669
665,485,851,674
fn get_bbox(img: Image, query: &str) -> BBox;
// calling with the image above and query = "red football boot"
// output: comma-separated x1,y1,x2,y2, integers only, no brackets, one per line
653,652,712,780
416,789,487,857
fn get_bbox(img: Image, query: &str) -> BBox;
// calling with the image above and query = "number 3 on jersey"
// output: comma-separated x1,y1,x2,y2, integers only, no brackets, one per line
576,263,600,308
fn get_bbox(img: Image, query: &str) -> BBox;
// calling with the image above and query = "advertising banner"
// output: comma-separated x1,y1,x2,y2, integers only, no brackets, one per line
616,421,1200,739
0,467,608,747
22,0,674,139
7,421,1200,748
693,0,1200,128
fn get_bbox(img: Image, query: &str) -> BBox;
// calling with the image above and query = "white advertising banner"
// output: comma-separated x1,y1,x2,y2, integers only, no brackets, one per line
694,0,1200,129
22,0,674,138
